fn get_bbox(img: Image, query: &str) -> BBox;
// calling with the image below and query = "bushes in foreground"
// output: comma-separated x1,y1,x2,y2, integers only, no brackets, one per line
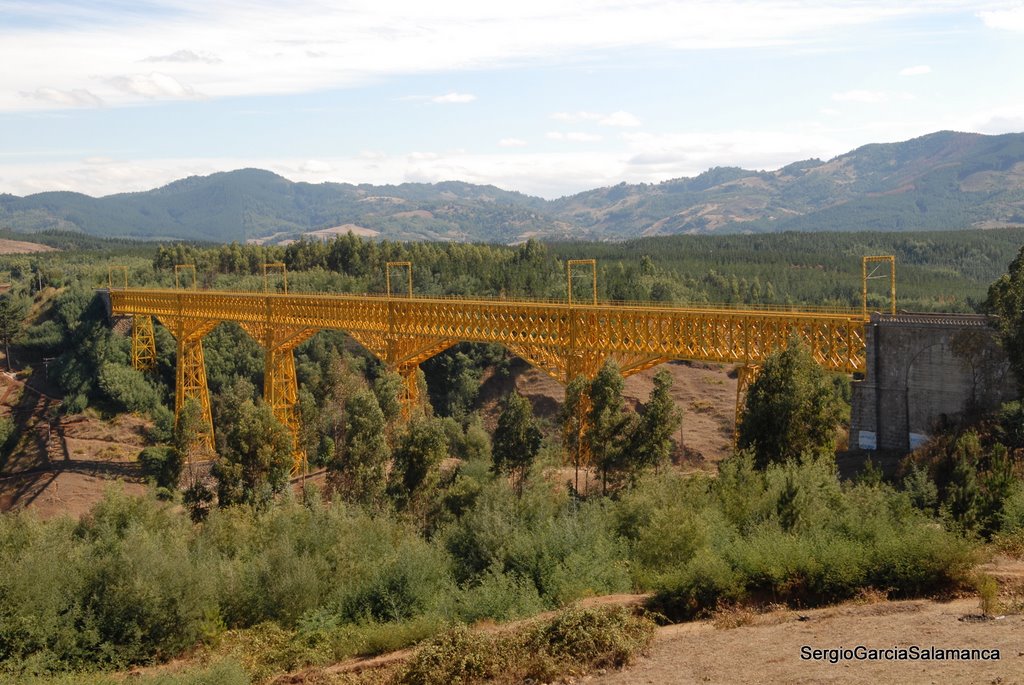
0,450,979,679
639,453,976,620
615,453,974,619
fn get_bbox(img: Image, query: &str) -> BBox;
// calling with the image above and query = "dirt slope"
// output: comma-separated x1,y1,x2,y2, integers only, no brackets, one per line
0,238,57,254
0,374,149,519
479,358,738,468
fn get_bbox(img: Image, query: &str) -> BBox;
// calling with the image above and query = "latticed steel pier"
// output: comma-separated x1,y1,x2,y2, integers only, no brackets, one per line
110,285,869,473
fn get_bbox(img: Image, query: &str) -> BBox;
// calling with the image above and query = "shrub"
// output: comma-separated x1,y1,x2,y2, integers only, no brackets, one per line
456,565,545,623
443,478,629,607
975,573,1001,616
643,457,976,620
399,606,655,685
650,549,744,621
0,491,218,673
138,446,182,490
528,605,655,672
73,493,217,667
97,363,162,413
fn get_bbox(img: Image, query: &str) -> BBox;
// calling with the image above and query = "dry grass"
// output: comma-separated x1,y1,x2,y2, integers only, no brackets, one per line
850,587,890,605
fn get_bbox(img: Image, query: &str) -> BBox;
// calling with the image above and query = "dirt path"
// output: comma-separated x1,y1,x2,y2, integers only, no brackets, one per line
593,598,1023,685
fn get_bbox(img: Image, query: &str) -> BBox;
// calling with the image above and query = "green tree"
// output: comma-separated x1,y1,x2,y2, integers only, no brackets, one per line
560,375,591,494
903,463,939,513
588,360,633,494
211,399,293,507
943,433,982,533
626,369,682,475
492,391,542,492
137,446,182,491
389,415,449,514
986,244,1024,391
0,295,24,371
737,337,846,469
97,363,161,413
174,397,213,483
373,370,405,423
335,387,390,506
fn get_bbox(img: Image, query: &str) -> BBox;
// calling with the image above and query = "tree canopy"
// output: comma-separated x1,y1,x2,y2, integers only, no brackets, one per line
737,337,846,468
492,391,543,491
985,244,1024,392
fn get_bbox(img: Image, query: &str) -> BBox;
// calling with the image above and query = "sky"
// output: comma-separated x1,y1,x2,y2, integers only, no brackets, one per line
1,1,1024,199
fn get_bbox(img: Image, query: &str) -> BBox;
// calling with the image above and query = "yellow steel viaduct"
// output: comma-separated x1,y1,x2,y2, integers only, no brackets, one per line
108,258,891,473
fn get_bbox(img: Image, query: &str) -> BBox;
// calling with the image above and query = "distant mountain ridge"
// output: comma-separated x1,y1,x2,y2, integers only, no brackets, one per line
2,130,1023,243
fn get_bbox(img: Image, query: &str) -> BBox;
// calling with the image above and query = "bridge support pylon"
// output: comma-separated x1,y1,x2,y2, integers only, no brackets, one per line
156,317,218,453
239,324,319,475
131,315,157,371
395,362,422,420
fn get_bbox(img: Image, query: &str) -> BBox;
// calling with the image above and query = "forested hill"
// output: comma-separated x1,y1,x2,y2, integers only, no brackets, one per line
2,130,1023,243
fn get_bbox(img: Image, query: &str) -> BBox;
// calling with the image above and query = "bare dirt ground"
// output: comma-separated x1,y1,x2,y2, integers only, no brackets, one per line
0,238,58,254
594,597,1023,685
0,374,149,519
592,556,1024,685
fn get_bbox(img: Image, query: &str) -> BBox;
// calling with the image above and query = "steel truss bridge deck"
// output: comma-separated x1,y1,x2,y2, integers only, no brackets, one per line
109,288,868,472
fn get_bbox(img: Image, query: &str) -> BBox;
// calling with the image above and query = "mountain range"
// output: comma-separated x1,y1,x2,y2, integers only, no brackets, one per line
2,130,1023,244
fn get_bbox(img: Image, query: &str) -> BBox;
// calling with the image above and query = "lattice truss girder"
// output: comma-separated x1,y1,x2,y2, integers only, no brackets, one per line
238,323,319,474
155,316,218,452
111,291,866,374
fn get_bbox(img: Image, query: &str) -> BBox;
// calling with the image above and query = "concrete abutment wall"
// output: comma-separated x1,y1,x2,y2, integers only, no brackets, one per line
850,313,1016,452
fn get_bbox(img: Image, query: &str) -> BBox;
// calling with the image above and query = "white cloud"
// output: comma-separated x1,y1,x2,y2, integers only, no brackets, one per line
832,90,888,103
142,50,221,64
299,159,332,173
20,87,103,107
430,92,476,104
551,111,602,122
498,138,527,147
551,110,641,127
955,102,1024,135
547,131,603,142
978,6,1024,32
899,64,931,76
0,0,957,112
620,129,843,174
106,73,199,99
599,111,642,127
